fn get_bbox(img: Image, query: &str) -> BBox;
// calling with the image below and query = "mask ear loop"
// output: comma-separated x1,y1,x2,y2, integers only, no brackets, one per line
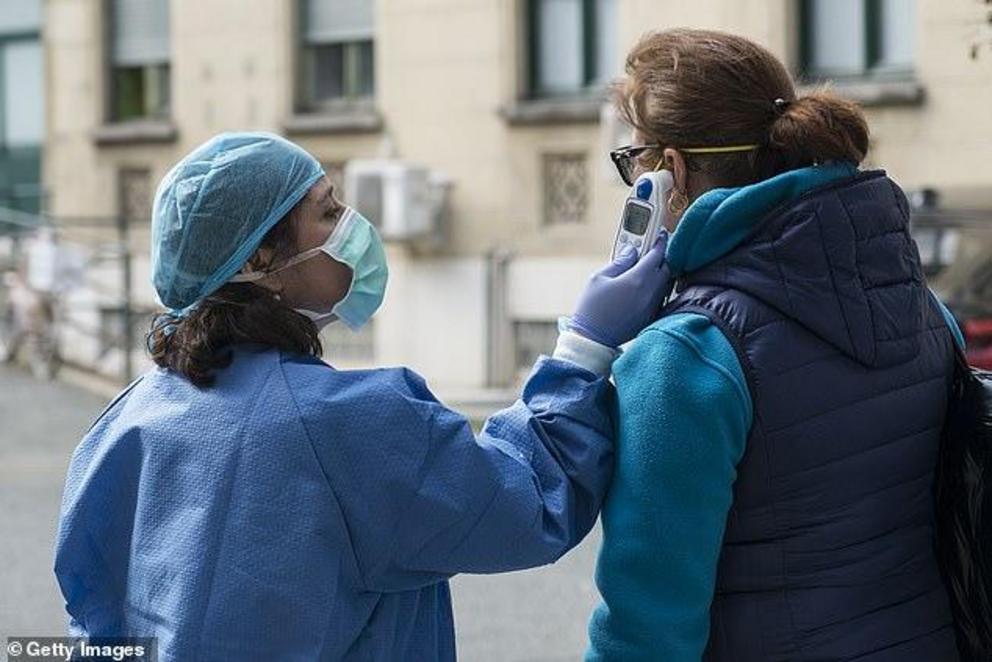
229,245,325,283
232,205,358,284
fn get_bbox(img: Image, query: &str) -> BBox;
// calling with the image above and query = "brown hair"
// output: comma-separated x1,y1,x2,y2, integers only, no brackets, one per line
616,28,870,187
146,208,322,387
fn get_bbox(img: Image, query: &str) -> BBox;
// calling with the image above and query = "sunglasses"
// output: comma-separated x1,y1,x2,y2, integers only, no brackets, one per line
610,143,762,187
609,144,662,187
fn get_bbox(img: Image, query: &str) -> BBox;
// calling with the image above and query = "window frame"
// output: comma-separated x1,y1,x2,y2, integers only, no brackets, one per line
799,0,916,82
109,62,171,122
525,0,613,100
103,0,172,123
295,0,376,114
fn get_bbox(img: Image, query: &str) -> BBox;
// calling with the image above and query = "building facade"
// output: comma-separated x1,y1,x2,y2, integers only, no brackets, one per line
42,0,992,392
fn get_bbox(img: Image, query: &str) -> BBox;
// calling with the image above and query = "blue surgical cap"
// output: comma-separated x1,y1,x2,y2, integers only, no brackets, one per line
151,132,324,312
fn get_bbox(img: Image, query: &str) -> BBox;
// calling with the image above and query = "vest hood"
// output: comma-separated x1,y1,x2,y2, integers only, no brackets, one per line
668,166,927,368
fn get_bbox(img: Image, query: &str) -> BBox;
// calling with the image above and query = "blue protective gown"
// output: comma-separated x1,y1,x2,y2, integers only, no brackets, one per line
54,344,614,661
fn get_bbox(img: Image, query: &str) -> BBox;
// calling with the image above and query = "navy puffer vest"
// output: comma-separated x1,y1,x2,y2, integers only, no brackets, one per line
667,171,960,661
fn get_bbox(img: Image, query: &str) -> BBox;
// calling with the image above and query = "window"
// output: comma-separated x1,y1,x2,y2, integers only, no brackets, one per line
527,0,618,98
298,0,375,111
0,1,42,34
800,0,916,80
0,0,44,213
109,0,171,121
117,169,152,223
514,321,558,373
543,153,588,225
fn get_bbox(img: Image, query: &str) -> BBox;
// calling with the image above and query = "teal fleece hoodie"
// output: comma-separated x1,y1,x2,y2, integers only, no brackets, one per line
585,163,963,661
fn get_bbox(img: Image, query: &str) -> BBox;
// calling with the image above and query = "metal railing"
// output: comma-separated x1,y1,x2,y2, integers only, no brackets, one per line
0,206,152,383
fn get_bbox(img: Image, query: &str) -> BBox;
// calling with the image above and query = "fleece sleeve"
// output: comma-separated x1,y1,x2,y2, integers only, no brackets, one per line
931,290,965,350
586,313,752,662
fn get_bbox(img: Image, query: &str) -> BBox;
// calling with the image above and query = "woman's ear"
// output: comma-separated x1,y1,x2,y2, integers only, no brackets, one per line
661,147,692,228
663,148,689,194
240,248,285,297
245,246,275,273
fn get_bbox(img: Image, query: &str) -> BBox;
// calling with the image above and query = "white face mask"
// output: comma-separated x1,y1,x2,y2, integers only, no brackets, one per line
230,207,389,331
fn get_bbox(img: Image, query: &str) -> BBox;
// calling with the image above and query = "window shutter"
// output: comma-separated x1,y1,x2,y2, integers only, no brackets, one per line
304,0,374,44
3,41,44,147
112,0,170,66
806,0,867,76
535,0,583,93
593,0,618,84
878,0,915,70
0,0,42,35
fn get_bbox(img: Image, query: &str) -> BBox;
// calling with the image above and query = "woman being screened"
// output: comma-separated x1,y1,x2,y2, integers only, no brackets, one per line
587,29,964,662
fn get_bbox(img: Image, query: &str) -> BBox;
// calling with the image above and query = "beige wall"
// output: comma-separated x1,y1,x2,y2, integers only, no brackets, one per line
47,0,992,249
43,0,992,387
619,0,992,193
870,1,992,190
43,0,626,256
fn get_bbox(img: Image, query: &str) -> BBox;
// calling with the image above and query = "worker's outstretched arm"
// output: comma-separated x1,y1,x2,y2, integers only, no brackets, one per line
295,236,673,592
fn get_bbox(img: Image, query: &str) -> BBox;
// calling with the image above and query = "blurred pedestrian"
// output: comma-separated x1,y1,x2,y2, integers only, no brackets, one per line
1,265,56,378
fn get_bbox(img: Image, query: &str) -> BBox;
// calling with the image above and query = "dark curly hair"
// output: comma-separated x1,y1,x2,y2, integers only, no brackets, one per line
146,207,322,387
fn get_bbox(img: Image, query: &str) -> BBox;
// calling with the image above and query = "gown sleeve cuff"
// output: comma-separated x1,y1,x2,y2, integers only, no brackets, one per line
552,322,620,377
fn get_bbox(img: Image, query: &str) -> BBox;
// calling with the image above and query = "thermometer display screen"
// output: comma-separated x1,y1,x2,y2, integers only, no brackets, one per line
622,202,651,235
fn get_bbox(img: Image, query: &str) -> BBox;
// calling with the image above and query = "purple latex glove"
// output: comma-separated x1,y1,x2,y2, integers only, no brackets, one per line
568,232,674,348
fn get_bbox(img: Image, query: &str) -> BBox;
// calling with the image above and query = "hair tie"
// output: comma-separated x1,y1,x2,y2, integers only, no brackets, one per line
773,98,791,115
147,314,179,356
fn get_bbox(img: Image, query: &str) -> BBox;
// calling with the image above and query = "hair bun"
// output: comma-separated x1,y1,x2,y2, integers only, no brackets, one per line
766,90,869,168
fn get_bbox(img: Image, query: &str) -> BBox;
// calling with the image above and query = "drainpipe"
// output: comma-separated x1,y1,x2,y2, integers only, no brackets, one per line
485,248,513,388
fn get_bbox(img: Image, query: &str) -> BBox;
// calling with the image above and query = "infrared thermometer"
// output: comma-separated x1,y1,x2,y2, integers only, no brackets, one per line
611,170,673,261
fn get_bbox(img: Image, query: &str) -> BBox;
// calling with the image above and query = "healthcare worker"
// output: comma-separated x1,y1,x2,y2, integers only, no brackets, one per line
54,132,673,661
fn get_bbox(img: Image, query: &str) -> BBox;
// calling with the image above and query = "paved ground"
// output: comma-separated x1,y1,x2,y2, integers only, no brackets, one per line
0,365,602,660
0,365,106,643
